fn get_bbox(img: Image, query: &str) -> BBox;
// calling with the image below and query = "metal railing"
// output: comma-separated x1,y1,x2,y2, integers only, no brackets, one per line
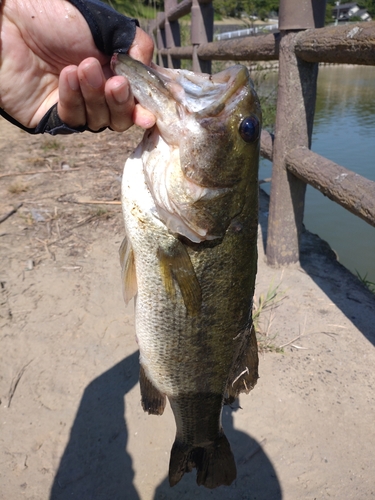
149,0,375,266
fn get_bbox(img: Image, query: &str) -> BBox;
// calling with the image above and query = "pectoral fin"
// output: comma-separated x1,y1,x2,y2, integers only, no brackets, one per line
157,241,201,316
119,235,137,304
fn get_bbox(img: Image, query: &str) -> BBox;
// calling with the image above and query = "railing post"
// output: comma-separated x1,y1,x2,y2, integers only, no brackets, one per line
266,0,326,266
164,0,181,69
191,0,214,73
156,12,167,68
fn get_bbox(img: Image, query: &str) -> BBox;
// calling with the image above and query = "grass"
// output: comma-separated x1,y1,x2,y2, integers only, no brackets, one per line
253,281,286,352
259,93,277,132
92,207,109,217
104,0,158,19
41,139,62,152
8,182,29,194
355,270,375,294
18,211,34,226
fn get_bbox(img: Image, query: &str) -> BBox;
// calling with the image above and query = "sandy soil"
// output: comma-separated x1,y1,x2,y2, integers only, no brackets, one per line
1,116,375,500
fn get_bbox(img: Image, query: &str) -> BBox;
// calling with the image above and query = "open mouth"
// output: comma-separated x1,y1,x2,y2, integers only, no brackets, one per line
111,54,250,117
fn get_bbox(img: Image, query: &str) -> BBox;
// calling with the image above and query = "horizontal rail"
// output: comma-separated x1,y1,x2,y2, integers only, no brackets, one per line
262,131,375,230
295,22,375,65
286,147,375,228
157,32,280,60
155,21,375,65
199,33,279,60
157,46,193,59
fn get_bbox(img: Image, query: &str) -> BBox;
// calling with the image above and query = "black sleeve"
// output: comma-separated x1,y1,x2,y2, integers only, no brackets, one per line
0,0,139,135
67,0,139,55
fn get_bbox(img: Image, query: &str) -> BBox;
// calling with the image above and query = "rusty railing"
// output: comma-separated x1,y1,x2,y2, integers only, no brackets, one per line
149,0,375,266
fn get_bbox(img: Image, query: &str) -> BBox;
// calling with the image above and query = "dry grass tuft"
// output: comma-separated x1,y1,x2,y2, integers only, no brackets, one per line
253,280,286,353
8,181,29,194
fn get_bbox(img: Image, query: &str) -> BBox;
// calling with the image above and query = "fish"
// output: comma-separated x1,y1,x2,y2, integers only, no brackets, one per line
111,54,261,489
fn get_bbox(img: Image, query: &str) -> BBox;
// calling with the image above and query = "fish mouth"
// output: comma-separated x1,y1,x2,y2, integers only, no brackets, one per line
112,54,260,243
111,53,250,120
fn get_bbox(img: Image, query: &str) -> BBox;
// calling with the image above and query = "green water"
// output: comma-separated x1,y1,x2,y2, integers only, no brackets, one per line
259,65,375,284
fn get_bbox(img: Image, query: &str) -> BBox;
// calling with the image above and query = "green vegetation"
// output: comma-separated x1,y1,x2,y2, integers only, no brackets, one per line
214,0,375,21
361,0,375,17
214,0,278,19
253,281,286,352
326,0,375,21
41,139,62,152
356,270,375,294
104,1,375,22
103,0,279,19
92,206,110,217
251,68,277,132
259,91,276,132
104,0,159,19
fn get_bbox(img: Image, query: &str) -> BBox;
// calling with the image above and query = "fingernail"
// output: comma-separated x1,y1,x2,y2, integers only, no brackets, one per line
67,70,79,91
86,67,104,89
113,81,130,104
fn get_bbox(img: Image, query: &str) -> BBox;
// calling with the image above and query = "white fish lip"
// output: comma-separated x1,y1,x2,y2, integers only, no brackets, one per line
111,53,251,120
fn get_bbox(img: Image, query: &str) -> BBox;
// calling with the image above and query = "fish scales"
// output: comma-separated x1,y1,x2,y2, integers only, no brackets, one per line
113,54,261,489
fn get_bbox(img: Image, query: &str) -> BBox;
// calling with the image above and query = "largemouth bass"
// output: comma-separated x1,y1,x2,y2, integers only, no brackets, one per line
112,54,261,489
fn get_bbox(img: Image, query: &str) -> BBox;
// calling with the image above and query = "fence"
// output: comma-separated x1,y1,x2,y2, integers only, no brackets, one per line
149,0,375,266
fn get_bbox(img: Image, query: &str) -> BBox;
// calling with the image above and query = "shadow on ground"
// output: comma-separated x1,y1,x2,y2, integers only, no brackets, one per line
50,351,281,500
49,351,140,500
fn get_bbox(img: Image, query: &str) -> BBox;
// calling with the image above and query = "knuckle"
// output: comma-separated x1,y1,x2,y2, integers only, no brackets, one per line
110,117,132,132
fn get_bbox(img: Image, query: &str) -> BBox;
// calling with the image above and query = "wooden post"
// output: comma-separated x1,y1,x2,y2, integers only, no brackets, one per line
191,0,213,73
156,12,167,68
266,0,325,266
164,0,181,69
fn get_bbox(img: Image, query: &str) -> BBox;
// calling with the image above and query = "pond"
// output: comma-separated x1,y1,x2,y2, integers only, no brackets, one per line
259,64,375,285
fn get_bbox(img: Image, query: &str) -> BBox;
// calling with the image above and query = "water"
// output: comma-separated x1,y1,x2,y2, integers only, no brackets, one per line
259,65,375,284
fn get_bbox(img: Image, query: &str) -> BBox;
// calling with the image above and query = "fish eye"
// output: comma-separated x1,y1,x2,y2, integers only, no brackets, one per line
239,115,260,143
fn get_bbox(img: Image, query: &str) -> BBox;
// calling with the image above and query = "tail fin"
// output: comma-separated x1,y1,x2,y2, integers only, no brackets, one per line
169,433,236,489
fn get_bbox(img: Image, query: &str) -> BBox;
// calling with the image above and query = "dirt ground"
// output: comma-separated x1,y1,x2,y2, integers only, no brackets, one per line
1,116,375,500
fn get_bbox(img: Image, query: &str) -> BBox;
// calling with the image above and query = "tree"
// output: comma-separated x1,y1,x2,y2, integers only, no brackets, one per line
213,0,279,18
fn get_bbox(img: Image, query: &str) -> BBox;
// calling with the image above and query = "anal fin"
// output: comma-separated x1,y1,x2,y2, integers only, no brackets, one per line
226,324,259,403
139,364,166,415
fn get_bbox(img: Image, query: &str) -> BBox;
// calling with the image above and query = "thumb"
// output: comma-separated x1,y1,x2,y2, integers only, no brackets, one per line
128,28,154,65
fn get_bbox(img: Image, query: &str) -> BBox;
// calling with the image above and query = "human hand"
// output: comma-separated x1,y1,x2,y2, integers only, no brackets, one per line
0,0,156,133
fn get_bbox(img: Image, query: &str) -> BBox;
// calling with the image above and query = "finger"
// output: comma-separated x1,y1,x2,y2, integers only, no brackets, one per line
105,76,134,132
128,27,154,65
106,77,156,132
77,58,110,131
58,66,86,127
133,104,156,130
